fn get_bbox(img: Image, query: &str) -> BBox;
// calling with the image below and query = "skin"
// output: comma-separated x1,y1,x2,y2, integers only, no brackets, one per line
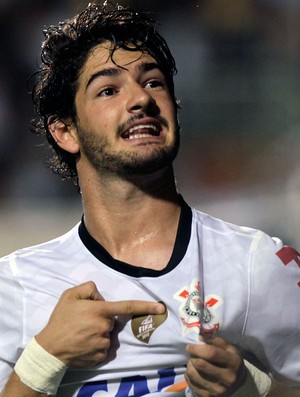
1,44,298,397
51,43,182,269
185,337,243,396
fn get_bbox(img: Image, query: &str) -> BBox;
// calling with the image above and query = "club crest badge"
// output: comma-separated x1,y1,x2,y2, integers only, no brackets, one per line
174,278,223,337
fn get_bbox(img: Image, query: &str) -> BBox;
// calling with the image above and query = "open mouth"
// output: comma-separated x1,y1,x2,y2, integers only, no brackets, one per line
121,124,161,140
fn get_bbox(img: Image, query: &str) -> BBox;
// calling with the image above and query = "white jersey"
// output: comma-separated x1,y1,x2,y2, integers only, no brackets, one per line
0,201,299,396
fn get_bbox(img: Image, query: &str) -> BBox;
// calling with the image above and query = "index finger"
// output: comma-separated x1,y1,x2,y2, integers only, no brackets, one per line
100,300,166,317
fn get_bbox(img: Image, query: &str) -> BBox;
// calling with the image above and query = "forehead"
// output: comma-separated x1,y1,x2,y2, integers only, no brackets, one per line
78,43,157,85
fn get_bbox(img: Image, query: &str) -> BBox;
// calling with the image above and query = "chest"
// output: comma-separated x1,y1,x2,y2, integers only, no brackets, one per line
22,247,249,396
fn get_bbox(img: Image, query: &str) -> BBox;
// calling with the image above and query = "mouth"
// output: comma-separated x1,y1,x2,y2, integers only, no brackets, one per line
121,122,162,140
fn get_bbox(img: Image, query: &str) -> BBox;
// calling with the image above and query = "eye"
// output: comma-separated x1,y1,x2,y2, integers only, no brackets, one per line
145,80,165,89
98,87,118,97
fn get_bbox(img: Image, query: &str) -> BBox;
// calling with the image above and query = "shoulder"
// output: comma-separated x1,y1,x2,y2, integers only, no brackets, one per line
0,222,81,278
190,207,276,252
190,206,299,290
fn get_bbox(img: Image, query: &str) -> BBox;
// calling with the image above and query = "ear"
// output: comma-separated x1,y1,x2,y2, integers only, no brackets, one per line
48,118,80,154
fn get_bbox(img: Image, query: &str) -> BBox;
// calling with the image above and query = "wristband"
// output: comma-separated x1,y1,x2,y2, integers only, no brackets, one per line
14,337,68,395
224,360,271,397
239,360,272,397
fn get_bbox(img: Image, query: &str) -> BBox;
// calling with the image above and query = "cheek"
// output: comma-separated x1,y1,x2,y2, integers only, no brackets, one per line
166,105,178,131
77,105,106,131
89,102,119,126
162,95,177,119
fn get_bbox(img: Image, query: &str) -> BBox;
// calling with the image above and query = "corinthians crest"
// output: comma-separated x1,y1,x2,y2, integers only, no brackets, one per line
174,278,223,337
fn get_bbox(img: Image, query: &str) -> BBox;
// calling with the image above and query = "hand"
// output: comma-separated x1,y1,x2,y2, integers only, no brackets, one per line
185,336,245,397
35,281,165,368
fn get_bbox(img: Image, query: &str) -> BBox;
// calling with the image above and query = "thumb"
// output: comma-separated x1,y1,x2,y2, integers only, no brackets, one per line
89,285,104,301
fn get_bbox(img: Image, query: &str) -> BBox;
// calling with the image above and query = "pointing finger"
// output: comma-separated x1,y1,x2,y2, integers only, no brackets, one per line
99,300,166,317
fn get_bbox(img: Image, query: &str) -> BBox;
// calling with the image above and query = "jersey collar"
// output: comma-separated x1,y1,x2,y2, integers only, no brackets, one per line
78,197,192,278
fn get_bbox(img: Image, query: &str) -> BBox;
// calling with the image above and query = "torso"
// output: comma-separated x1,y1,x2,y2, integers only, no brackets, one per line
1,201,299,394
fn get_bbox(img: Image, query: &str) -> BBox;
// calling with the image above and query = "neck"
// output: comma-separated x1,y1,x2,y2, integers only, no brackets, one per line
78,166,182,269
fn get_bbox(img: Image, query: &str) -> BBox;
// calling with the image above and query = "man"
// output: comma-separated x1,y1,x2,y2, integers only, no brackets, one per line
0,2,299,397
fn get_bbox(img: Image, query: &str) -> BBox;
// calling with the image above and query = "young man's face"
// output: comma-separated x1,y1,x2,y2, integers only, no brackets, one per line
72,42,180,177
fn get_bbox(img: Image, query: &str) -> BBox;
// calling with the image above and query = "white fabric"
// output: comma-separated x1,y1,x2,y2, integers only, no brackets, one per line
0,207,299,396
242,360,271,397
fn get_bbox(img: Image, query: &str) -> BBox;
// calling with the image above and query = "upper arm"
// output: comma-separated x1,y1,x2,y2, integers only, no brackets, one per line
0,259,25,390
242,235,300,387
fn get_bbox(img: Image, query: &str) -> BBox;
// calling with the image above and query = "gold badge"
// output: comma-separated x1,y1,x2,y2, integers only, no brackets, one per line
131,308,168,344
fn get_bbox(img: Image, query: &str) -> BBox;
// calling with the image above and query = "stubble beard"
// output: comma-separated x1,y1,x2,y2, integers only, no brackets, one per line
76,123,181,178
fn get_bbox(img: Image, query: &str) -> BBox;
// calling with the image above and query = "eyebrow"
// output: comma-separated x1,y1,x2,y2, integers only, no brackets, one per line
85,61,163,91
86,67,122,91
137,62,162,73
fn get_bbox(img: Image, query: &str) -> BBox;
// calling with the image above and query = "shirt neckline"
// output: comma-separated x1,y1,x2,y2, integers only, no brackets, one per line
78,198,192,277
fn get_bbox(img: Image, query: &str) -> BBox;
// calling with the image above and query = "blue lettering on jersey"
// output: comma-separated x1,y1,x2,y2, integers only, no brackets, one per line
116,375,149,396
157,368,176,391
77,367,177,396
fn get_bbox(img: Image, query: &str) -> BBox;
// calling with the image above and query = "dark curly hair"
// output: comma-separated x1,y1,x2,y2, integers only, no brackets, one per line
31,1,178,185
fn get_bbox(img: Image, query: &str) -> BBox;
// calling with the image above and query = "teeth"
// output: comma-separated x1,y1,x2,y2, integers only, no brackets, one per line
128,124,158,134
122,124,160,139
128,133,154,140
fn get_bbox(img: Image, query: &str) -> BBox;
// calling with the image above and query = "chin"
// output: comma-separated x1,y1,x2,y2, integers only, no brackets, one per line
118,150,178,177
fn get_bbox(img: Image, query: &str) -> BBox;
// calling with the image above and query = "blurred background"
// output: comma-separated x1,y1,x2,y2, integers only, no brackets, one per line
0,0,300,256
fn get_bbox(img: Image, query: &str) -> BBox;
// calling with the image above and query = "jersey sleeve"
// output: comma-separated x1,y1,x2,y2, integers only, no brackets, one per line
241,233,300,387
0,254,25,390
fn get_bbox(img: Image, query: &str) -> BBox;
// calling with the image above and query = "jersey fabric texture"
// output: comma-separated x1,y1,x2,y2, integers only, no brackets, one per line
0,201,299,396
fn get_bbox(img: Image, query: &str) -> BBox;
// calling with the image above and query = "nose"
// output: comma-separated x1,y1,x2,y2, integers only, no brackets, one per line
126,83,157,114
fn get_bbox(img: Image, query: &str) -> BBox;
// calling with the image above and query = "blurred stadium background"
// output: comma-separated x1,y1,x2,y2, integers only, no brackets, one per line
1,0,300,256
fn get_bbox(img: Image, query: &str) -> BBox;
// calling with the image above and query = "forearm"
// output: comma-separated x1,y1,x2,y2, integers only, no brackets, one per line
268,380,300,397
0,372,48,397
